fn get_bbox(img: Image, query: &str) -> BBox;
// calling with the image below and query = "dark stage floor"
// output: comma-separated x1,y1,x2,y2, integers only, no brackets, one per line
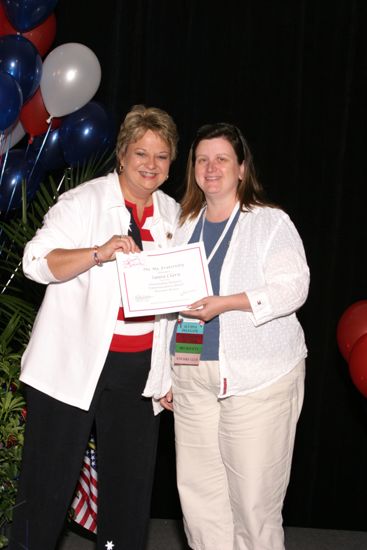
57,519,367,550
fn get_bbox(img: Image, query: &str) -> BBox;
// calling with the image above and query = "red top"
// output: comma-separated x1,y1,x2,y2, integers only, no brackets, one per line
109,201,155,353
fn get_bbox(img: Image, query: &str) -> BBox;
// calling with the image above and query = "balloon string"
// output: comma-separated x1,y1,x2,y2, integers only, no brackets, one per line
26,120,53,191
0,130,11,244
0,131,5,166
1,159,67,284
57,173,66,193
0,130,11,192
4,129,19,215
0,133,15,246
25,140,31,157
1,260,22,295
5,186,17,217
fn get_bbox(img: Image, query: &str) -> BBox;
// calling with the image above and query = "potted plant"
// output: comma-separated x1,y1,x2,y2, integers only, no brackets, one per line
0,321,26,549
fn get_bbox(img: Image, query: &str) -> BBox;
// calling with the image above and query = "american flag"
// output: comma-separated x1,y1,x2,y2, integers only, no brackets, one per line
70,434,98,533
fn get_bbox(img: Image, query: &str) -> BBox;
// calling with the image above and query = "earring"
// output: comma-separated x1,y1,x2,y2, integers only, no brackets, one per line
119,163,124,174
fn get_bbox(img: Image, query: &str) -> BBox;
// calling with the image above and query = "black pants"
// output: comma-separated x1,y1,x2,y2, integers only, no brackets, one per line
9,350,160,550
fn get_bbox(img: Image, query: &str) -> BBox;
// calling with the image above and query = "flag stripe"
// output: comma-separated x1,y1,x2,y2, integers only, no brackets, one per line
70,435,98,534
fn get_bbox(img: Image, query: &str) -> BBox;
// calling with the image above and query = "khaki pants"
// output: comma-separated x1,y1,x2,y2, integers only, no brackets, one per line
172,360,305,550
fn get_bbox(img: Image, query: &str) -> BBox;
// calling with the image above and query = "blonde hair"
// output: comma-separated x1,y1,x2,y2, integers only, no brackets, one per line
115,105,178,170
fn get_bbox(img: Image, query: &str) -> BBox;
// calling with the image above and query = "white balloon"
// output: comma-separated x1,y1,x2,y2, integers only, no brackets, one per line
40,43,102,118
0,120,26,156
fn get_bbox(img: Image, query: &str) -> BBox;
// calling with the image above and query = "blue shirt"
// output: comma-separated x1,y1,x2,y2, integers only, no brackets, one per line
171,209,240,360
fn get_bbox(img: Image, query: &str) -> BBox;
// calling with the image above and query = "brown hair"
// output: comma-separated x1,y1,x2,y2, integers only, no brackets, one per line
115,104,178,170
180,122,276,223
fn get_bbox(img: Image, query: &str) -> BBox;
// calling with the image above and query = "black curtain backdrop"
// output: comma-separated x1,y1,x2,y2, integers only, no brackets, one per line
53,0,367,531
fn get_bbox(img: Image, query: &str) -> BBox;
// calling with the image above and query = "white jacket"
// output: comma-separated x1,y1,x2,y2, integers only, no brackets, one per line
21,171,180,411
143,205,310,406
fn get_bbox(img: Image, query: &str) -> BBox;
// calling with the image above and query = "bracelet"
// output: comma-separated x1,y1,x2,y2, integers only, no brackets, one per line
93,245,103,267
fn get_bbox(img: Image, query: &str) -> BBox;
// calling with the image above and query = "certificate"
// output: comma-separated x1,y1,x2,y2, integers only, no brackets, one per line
115,242,213,317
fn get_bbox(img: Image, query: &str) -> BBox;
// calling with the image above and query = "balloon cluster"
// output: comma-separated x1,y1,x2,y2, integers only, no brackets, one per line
337,300,367,398
0,0,115,215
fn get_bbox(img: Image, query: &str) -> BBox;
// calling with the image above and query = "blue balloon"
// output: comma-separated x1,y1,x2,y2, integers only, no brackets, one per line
3,0,59,32
0,35,42,102
59,101,115,166
0,149,45,213
29,128,66,172
0,72,23,131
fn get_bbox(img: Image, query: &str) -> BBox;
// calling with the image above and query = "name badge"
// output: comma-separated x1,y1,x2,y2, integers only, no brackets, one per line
174,316,204,366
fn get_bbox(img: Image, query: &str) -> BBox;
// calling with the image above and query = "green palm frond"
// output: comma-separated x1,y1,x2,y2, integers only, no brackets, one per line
0,301,34,348
65,149,115,190
0,150,115,350
0,312,29,350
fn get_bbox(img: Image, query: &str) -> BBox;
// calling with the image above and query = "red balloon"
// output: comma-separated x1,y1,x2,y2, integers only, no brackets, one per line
0,5,56,58
22,14,57,58
349,333,367,398
20,87,61,142
0,3,14,35
337,300,367,361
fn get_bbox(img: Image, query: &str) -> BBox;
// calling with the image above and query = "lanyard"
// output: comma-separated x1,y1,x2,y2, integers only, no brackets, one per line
174,203,240,367
199,203,240,264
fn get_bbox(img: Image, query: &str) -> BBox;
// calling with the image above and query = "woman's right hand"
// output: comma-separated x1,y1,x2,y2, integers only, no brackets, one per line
97,234,141,263
46,235,140,281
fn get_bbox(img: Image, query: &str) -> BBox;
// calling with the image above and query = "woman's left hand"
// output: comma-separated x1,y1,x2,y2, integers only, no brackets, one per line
181,296,227,322
181,293,252,322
